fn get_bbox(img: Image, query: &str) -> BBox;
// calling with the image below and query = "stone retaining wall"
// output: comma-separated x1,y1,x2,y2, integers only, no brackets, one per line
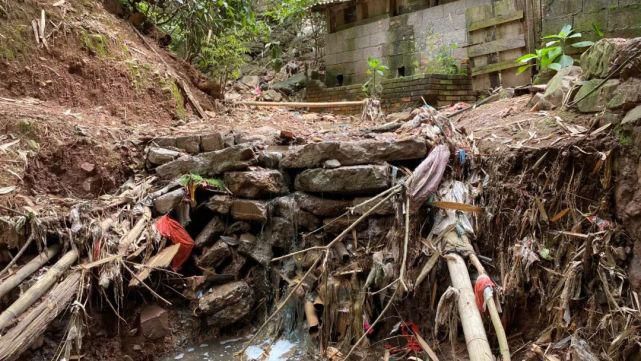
145,133,430,296
306,73,474,114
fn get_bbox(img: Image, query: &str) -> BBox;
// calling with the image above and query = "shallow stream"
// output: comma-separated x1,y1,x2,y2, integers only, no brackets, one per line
164,336,304,361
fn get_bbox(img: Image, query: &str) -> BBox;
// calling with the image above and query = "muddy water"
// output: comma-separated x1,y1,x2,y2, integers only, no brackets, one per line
164,337,305,361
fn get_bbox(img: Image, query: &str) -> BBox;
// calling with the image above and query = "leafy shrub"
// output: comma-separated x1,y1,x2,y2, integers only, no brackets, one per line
362,57,388,99
517,24,593,74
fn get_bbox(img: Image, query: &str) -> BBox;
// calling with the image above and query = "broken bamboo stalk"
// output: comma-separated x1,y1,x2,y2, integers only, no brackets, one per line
304,300,320,336
334,241,349,262
235,100,366,109
444,253,493,361
415,251,440,289
469,254,511,361
0,245,59,299
0,249,78,331
0,271,81,360
117,207,151,255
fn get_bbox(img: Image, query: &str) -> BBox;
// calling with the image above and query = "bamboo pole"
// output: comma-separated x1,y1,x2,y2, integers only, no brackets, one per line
235,100,366,109
0,249,78,331
469,254,511,361
0,271,81,360
444,253,493,361
0,245,59,299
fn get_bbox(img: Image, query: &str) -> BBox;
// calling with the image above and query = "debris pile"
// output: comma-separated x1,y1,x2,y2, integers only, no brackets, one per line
1,95,640,361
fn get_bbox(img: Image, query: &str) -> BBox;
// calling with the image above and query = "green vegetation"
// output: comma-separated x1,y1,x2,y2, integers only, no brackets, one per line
119,0,313,89
362,57,388,99
161,78,186,119
80,31,110,57
517,24,594,74
179,174,225,189
125,59,152,91
0,26,31,61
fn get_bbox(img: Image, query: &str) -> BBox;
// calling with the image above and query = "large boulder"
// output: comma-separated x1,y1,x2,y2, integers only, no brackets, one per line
197,241,231,268
294,192,351,217
139,305,170,340
622,105,641,125
153,188,185,214
231,200,268,222
295,165,391,194
206,194,233,214
607,78,641,110
148,147,184,166
201,132,225,152
534,66,582,110
580,38,627,79
281,137,427,168
155,145,256,179
194,217,225,247
574,79,620,113
612,37,641,80
352,196,396,215
198,281,254,327
271,73,307,95
224,169,289,198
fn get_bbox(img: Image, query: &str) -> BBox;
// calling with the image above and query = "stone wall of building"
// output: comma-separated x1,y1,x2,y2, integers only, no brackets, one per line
541,0,641,41
306,74,474,114
323,0,492,87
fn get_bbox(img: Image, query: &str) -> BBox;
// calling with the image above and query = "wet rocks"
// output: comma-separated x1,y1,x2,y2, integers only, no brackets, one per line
197,241,231,268
225,169,289,198
238,233,272,265
198,281,254,327
264,217,296,249
231,200,268,222
295,165,391,194
140,305,170,340
281,137,427,168
156,145,256,179
194,217,225,247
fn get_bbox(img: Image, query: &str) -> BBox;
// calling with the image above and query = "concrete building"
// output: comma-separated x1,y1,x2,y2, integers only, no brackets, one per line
312,0,492,87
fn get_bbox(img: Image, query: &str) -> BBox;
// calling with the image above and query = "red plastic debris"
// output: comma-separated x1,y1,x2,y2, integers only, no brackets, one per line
384,322,423,355
155,215,195,271
474,274,495,312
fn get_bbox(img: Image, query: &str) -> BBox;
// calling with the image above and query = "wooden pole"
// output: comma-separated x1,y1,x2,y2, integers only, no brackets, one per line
0,249,78,331
0,245,59,299
469,254,511,361
445,253,493,361
234,100,366,109
0,271,81,360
